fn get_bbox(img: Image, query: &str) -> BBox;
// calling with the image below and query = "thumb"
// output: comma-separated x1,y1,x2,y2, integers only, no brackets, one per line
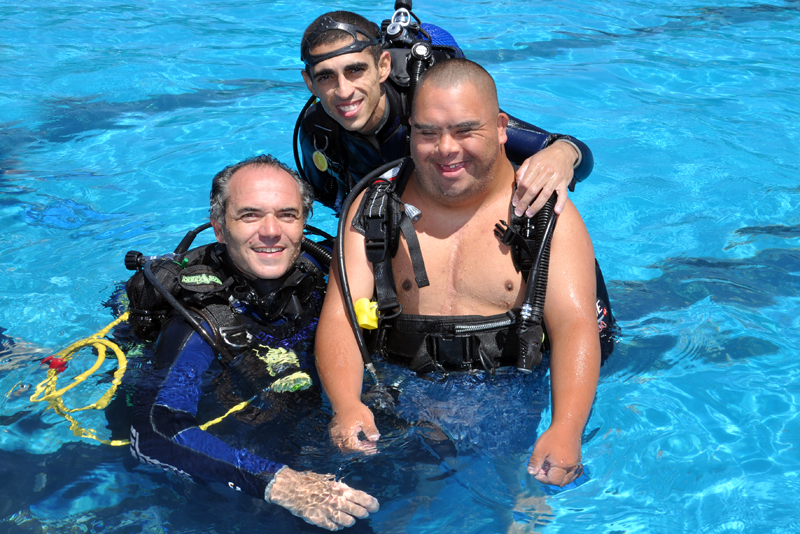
361,415,381,442
527,447,547,476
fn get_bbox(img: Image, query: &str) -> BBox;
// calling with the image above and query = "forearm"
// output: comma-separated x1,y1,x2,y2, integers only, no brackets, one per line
548,334,600,436
315,304,366,415
504,114,594,187
132,322,284,499
131,406,284,499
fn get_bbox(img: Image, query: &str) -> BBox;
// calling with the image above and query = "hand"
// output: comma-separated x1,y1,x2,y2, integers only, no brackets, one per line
329,402,380,453
268,467,380,530
526,425,584,487
512,141,579,217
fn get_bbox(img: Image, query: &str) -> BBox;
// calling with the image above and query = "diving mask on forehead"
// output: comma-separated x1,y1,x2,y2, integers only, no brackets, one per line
301,16,381,67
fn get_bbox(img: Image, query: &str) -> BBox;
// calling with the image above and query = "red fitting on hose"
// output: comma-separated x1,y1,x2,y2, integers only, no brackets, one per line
42,356,68,373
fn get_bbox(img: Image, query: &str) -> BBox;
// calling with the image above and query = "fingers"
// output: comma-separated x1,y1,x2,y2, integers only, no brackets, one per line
513,166,555,218
313,483,380,530
524,189,552,218
553,185,568,215
360,418,380,443
274,471,379,530
329,408,380,453
529,459,584,487
340,486,380,513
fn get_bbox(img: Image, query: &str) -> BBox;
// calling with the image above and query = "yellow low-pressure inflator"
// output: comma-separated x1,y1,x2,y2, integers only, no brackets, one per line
354,298,379,330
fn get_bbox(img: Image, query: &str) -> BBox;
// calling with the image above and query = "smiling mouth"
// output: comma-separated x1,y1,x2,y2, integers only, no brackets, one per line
253,247,283,254
336,100,362,116
437,162,466,172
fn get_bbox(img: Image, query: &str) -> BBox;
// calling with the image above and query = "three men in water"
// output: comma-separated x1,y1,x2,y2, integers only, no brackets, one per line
314,58,602,487
129,155,378,530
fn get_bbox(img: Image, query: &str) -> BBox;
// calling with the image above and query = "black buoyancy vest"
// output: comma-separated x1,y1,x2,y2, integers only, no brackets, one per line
125,243,326,364
350,159,615,373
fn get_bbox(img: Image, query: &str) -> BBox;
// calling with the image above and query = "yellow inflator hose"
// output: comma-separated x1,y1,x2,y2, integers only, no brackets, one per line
30,312,253,446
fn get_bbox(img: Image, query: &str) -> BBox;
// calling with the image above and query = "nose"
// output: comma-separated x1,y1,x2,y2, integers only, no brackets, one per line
437,133,457,157
334,74,355,99
258,214,281,238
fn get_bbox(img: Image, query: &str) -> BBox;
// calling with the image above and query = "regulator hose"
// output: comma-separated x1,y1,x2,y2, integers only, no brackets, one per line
517,192,558,370
174,222,212,254
301,236,333,267
142,260,234,362
337,158,407,381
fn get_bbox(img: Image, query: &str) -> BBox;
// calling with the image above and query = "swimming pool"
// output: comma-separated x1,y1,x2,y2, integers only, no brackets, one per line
1,0,798,531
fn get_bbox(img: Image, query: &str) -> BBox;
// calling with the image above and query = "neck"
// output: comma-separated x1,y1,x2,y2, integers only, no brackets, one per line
358,90,388,135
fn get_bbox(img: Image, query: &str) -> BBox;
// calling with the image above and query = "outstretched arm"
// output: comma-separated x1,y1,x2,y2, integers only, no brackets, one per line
526,199,601,486
315,191,382,452
131,317,377,529
504,115,594,216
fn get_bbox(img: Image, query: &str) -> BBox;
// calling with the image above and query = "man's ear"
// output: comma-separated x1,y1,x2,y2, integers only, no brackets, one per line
377,51,392,84
497,112,509,145
301,69,317,97
210,218,226,244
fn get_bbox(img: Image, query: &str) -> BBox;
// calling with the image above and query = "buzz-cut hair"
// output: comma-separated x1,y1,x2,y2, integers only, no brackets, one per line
302,11,382,74
415,58,499,115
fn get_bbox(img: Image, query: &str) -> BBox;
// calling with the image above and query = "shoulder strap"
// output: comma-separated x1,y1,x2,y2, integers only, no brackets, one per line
301,103,355,191
352,159,428,314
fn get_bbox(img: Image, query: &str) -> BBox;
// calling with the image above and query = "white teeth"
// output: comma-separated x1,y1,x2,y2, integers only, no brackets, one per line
338,103,359,112
255,247,281,253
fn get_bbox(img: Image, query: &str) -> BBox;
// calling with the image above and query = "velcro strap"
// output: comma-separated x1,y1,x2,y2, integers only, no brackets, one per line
399,213,429,288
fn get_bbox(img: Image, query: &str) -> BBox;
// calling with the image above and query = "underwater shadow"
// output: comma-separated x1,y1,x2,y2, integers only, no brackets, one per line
469,2,800,64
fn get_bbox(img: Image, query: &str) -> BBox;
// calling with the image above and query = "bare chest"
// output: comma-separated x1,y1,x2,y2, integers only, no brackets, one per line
392,213,525,315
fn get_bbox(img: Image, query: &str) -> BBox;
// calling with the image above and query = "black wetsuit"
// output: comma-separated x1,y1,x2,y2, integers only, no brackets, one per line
129,248,325,500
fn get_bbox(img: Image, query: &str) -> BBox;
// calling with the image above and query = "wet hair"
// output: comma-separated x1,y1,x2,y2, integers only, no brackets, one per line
414,58,499,115
209,154,314,225
302,11,382,74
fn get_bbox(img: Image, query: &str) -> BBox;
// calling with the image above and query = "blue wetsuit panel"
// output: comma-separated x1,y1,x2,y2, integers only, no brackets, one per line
505,115,594,189
131,317,284,500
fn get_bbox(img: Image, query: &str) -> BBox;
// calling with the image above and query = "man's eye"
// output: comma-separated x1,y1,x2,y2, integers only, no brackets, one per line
241,213,260,221
279,213,300,221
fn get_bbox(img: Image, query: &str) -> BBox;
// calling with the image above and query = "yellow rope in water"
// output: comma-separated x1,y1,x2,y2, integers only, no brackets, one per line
29,311,258,447
30,312,131,446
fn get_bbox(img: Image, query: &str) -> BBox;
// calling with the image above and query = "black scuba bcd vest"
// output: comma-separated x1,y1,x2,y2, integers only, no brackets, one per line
349,159,615,374
125,242,327,364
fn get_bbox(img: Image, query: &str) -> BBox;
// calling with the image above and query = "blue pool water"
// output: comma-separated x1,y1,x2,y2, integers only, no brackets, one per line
2,0,799,532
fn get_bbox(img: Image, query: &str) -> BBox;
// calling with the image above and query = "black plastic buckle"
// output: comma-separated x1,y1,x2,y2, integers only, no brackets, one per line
364,217,387,263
